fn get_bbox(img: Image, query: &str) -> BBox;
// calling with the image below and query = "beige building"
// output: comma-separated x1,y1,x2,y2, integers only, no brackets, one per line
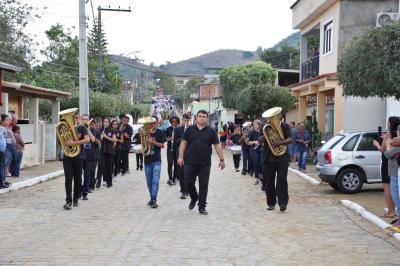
289,0,399,137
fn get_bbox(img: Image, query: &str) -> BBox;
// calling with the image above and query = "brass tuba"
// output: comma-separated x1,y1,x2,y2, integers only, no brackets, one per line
56,108,80,158
262,107,287,157
138,116,157,156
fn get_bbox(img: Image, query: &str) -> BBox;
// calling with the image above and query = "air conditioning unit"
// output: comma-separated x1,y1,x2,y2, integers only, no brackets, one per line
376,12,400,27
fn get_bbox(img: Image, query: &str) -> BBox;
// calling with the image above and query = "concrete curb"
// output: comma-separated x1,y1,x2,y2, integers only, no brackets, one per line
0,170,64,195
288,167,321,185
341,199,400,241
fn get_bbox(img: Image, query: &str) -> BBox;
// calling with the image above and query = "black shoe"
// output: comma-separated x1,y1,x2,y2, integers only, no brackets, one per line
189,198,198,210
391,219,399,225
121,172,126,176
107,184,112,188
180,193,188,199
199,208,208,215
279,205,287,212
140,166,143,171
267,205,275,211
96,182,100,189
82,196,88,200
148,200,158,208
63,202,72,210
73,201,79,207
4,181,11,186
241,171,247,175
167,180,173,186
136,166,139,170
172,180,176,185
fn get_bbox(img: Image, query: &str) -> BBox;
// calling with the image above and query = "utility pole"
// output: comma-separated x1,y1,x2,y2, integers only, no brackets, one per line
96,6,131,91
79,0,89,115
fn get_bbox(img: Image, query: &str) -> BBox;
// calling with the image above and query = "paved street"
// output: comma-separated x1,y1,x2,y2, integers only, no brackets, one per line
1,151,400,265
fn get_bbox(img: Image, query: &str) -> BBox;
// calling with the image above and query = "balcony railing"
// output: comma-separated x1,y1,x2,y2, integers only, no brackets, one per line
301,57,319,81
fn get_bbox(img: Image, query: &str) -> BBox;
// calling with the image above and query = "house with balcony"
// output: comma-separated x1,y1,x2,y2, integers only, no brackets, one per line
289,0,399,136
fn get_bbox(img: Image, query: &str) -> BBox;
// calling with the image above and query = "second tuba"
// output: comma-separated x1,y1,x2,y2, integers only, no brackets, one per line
138,116,157,156
262,107,287,157
56,108,81,158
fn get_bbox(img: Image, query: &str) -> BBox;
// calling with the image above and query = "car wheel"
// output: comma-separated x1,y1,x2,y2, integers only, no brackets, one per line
337,168,364,194
329,182,339,190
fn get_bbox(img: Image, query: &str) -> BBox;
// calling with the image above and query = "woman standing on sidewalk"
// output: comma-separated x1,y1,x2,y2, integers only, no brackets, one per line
373,116,399,219
383,127,400,228
0,114,16,188
293,123,310,173
10,126,24,178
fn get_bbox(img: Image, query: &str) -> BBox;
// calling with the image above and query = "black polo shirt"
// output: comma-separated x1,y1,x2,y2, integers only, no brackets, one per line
100,128,116,155
76,125,88,160
183,125,219,166
121,124,133,151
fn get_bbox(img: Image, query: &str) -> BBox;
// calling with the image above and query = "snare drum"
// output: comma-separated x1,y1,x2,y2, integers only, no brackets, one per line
229,145,242,155
133,144,142,154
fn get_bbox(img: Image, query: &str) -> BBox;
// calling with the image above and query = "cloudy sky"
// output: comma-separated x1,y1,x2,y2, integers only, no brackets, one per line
25,0,296,65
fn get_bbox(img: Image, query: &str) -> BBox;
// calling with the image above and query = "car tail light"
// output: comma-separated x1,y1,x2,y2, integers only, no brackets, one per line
324,151,332,164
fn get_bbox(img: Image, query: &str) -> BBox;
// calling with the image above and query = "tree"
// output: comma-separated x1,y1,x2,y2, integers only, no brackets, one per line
236,84,297,120
220,61,276,109
176,78,204,107
260,45,300,69
338,22,400,99
0,0,38,68
155,71,176,95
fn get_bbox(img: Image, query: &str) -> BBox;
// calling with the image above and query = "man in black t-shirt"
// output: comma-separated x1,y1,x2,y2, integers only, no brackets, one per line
121,116,133,175
62,112,90,210
258,114,293,212
178,110,225,215
143,116,165,208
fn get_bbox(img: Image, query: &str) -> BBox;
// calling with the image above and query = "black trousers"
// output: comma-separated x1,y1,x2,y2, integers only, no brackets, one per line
263,161,289,207
121,149,129,173
113,149,121,176
176,164,186,194
63,157,83,203
96,154,104,186
136,154,143,168
233,154,241,169
167,149,178,181
103,153,114,186
185,164,211,209
90,159,98,190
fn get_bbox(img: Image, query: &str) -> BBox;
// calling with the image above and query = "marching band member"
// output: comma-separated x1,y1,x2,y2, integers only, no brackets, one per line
229,126,242,172
120,116,133,175
258,108,292,212
99,118,116,188
174,113,190,199
132,130,143,170
143,116,165,208
248,120,263,184
88,119,101,192
166,115,180,186
112,120,123,178
63,112,89,210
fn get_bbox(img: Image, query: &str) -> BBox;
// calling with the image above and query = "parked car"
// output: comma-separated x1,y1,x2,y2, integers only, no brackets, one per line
316,130,382,194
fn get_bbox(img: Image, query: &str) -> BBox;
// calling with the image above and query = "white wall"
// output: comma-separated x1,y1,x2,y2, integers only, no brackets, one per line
344,97,387,132
221,109,237,125
45,124,57,161
386,97,400,127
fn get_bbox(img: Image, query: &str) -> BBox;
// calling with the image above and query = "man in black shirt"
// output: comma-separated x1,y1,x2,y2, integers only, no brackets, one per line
174,113,190,199
165,115,180,186
178,110,225,215
143,116,165,208
258,111,292,212
62,112,90,210
121,116,133,175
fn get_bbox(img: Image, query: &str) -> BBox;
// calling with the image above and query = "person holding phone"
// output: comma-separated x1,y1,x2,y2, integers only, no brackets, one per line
373,117,400,220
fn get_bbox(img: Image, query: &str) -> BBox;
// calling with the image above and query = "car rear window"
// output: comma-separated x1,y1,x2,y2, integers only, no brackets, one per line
342,134,360,151
320,135,345,151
